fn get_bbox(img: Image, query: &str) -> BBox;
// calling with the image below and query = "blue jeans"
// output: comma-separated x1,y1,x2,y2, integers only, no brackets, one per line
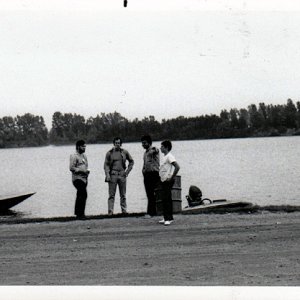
108,173,127,214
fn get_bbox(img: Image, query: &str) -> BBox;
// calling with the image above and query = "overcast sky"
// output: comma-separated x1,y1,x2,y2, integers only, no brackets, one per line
1,0,300,128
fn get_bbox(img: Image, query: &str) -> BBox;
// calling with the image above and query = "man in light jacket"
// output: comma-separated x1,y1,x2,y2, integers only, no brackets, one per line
104,137,134,215
70,140,90,219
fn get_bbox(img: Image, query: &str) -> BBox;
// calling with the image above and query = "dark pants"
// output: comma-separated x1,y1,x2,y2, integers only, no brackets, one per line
73,179,87,217
143,171,160,216
161,179,174,221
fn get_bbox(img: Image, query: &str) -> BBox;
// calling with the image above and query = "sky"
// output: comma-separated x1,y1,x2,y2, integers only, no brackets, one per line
1,0,300,128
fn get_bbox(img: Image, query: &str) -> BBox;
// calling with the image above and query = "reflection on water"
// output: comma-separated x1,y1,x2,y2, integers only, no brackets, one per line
1,136,300,219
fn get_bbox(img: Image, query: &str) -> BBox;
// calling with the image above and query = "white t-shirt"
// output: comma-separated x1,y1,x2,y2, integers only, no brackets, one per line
159,152,176,182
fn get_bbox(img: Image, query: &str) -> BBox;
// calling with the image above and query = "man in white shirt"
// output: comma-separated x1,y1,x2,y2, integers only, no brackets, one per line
158,140,180,226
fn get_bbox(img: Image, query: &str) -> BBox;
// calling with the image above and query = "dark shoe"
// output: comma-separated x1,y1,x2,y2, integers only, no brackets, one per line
76,215,86,220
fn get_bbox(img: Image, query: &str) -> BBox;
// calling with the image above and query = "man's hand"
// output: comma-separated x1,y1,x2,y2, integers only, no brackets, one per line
105,175,111,182
166,176,173,182
76,166,89,175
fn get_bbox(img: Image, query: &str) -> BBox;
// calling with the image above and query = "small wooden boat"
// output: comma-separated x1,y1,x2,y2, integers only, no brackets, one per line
182,199,253,214
0,192,35,212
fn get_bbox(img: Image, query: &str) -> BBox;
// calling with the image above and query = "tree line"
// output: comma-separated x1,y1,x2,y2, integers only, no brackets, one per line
0,114,48,148
1,99,300,148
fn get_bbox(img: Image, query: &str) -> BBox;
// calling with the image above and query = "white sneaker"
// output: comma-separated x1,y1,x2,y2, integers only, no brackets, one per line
164,220,174,225
158,219,165,224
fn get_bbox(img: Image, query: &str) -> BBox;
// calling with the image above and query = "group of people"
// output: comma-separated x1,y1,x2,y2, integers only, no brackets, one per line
69,135,180,226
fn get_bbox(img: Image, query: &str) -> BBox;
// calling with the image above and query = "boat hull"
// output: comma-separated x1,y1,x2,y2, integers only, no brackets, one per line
0,193,35,212
182,200,253,214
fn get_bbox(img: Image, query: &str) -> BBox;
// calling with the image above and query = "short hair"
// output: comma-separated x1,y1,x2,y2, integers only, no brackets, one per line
113,137,122,145
76,140,86,150
161,140,172,151
141,134,152,145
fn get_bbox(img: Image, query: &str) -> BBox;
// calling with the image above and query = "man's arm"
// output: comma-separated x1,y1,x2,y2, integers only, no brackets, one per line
104,151,111,181
169,161,180,181
69,154,78,173
151,147,159,155
125,151,134,176
84,155,90,175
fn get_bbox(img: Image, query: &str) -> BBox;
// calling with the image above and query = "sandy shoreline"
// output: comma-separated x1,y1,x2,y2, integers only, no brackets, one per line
1,204,300,225
0,210,299,285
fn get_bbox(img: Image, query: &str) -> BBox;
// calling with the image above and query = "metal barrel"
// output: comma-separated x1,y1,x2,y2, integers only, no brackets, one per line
155,175,182,215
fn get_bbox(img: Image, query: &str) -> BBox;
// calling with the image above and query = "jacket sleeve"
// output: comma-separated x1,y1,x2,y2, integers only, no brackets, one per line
69,154,77,173
126,151,134,173
85,154,88,169
152,147,159,156
104,151,111,176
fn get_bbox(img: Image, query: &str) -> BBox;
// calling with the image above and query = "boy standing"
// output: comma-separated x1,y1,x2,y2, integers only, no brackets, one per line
158,140,180,226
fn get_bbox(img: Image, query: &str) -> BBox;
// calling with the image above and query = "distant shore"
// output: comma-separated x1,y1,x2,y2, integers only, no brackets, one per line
1,132,300,150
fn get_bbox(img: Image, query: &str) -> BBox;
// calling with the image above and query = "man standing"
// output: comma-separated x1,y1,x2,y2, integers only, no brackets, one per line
104,137,134,215
158,140,180,226
141,135,160,217
70,140,90,219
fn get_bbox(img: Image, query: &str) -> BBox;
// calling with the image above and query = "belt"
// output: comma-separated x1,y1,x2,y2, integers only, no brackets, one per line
110,170,125,175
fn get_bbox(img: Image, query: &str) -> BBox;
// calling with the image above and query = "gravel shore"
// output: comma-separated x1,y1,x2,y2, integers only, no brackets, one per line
0,211,299,286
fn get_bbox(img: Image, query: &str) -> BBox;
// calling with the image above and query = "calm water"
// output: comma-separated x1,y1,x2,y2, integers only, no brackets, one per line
1,136,300,218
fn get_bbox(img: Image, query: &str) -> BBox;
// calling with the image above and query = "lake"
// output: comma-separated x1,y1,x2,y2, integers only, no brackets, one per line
1,136,300,218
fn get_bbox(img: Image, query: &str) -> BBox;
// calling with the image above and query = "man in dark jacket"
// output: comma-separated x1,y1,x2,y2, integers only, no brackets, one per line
141,134,160,217
104,137,134,215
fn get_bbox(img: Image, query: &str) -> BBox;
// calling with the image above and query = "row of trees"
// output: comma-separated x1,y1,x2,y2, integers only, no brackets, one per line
1,99,300,148
48,98,300,143
0,114,48,148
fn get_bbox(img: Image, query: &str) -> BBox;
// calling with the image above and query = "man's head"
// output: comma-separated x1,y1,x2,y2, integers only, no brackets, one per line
141,135,152,150
160,140,172,155
113,137,122,150
76,140,86,153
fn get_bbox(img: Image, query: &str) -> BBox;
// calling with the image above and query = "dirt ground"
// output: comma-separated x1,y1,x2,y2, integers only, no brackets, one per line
0,211,299,286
